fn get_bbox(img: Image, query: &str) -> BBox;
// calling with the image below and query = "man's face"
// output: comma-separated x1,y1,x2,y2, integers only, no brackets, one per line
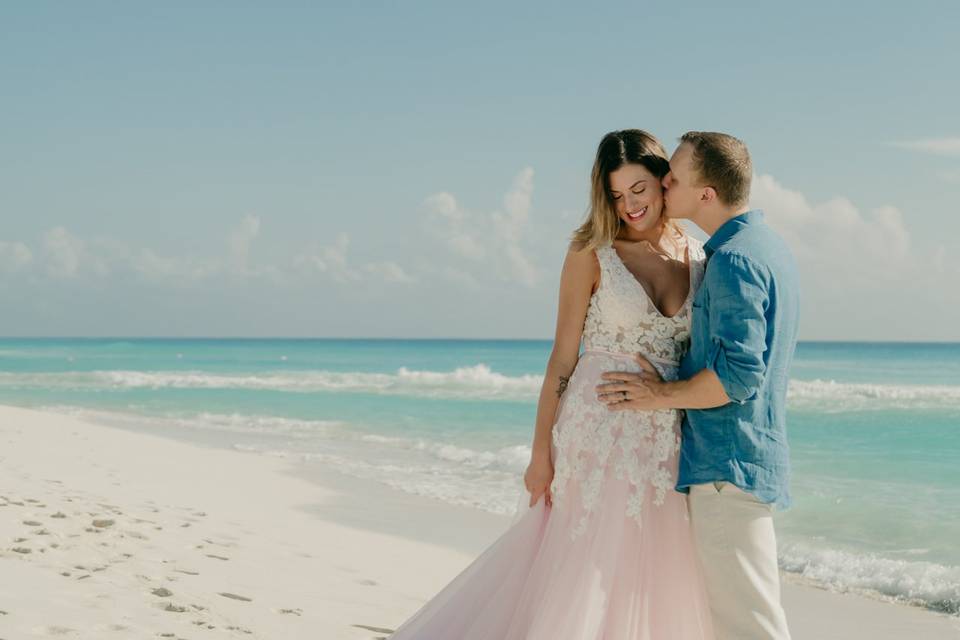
662,143,702,220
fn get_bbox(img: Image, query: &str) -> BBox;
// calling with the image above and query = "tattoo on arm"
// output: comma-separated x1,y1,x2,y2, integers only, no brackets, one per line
556,375,570,398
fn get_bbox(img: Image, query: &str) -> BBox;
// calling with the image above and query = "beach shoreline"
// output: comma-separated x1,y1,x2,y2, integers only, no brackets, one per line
1,403,958,639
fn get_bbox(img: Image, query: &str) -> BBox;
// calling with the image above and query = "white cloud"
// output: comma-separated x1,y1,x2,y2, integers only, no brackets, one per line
438,266,481,289
751,170,960,332
9,173,954,340
227,214,261,272
42,227,113,278
937,168,960,184
295,232,356,283
363,261,415,284
0,241,33,273
748,173,960,339
751,174,913,290
423,192,463,222
132,249,217,282
7,218,408,288
294,232,415,285
423,192,486,260
893,137,960,156
494,167,534,244
424,166,541,287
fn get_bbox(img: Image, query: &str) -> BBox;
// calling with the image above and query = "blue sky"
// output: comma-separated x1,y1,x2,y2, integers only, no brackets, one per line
1,2,958,340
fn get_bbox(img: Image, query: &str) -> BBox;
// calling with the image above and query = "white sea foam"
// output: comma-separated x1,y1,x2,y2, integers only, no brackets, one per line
35,404,342,439
780,541,960,614
359,433,531,473
788,379,960,409
0,365,543,401
6,369,960,409
297,449,527,515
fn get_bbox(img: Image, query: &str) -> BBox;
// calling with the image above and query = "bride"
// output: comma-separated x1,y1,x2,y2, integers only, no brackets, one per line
388,129,715,640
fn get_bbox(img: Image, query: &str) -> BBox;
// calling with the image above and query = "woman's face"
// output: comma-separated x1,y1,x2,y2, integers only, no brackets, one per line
607,163,664,234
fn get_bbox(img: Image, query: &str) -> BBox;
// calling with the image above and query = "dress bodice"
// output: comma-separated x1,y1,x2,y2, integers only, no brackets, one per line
582,237,706,365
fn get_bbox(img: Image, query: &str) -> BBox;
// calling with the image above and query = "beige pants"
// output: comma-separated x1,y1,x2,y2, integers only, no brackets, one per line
688,481,792,640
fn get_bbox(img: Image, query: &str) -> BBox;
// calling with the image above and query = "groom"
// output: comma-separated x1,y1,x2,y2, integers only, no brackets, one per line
596,132,799,640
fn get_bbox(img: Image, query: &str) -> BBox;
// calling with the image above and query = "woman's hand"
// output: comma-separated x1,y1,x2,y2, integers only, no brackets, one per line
524,451,554,508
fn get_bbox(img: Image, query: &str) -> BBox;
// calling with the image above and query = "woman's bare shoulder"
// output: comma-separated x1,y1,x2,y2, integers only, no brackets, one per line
565,239,600,265
561,240,600,295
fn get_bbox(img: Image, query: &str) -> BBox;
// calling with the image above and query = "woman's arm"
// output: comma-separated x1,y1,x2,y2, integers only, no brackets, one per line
524,242,598,506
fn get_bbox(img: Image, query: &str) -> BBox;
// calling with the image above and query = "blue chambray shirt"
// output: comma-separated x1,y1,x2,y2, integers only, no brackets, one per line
676,210,800,510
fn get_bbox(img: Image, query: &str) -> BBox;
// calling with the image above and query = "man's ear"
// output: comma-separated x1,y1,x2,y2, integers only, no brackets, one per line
701,186,717,203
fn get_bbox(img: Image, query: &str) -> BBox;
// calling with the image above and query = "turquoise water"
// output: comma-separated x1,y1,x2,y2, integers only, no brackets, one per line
1,338,958,613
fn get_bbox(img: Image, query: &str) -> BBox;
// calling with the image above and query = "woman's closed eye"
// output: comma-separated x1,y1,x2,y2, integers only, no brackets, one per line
611,189,644,200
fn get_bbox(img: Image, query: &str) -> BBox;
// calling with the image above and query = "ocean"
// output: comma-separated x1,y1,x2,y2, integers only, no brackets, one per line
1,338,958,614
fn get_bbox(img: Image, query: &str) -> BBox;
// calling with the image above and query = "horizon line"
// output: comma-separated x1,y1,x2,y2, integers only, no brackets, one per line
1,336,959,345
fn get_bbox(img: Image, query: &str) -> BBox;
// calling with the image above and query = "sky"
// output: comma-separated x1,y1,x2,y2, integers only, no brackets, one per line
1,2,958,340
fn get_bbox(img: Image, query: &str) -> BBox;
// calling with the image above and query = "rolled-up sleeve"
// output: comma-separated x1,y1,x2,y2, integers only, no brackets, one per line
705,253,769,404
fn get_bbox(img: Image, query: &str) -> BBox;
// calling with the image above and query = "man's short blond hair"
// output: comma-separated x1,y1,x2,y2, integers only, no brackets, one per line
680,131,752,207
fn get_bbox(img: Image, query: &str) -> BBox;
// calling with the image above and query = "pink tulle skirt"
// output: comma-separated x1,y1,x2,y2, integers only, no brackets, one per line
389,351,715,639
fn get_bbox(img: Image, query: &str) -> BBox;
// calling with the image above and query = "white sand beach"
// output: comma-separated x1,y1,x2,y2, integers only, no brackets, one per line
1,403,958,639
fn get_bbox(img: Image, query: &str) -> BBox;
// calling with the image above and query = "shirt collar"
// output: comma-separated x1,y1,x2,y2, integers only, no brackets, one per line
704,209,764,259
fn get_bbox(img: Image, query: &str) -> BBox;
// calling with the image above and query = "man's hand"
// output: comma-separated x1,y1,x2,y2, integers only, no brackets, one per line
595,354,667,411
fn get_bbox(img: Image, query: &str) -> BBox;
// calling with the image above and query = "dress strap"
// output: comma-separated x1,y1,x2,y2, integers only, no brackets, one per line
594,243,615,265
593,244,618,280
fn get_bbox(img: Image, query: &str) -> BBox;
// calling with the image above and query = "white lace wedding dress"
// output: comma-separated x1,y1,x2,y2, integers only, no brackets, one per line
389,237,715,640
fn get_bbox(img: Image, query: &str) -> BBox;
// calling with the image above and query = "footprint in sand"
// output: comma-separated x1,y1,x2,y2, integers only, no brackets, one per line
34,625,76,635
218,592,252,602
274,607,303,616
95,502,123,514
334,564,359,574
202,537,237,548
352,624,396,634
225,625,253,634
124,530,149,540
191,619,216,629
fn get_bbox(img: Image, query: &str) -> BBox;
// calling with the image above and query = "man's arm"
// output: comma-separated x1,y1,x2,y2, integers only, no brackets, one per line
597,252,769,411
703,253,770,405
596,361,729,410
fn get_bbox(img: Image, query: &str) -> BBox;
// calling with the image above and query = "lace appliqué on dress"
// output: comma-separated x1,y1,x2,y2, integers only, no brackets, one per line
550,239,705,540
